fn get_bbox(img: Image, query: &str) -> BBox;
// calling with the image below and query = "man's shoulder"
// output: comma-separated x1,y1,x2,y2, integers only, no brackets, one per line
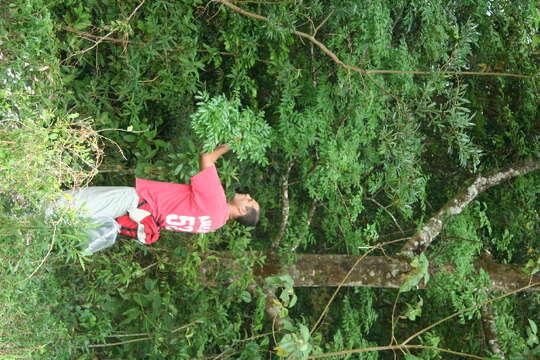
190,166,224,195
136,178,190,193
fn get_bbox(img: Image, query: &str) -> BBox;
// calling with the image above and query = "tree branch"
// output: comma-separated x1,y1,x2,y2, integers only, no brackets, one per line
481,304,505,359
253,254,540,292
400,159,540,256
305,239,408,336
63,0,146,62
215,0,539,80
271,161,294,251
64,26,145,45
306,200,318,228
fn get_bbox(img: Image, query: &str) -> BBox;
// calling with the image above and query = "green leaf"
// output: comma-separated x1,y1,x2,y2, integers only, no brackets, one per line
402,297,423,321
400,253,430,292
404,354,423,360
240,290,252,303
289,294,297,308
124,134,136,142
299,324,310,341
530,319,538,335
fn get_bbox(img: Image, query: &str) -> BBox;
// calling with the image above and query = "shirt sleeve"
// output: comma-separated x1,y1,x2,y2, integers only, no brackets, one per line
190,165,225,197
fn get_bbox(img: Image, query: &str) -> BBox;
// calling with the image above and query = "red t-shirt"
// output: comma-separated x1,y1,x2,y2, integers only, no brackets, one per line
135,165,229,233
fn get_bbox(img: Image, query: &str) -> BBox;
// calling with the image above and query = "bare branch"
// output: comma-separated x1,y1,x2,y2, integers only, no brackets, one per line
400,159,540,256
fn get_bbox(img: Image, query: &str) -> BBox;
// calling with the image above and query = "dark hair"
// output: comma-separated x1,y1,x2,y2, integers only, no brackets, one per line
236,206,259,227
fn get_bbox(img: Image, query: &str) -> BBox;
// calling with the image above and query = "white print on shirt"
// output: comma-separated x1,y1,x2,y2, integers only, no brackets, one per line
198,216,211,233
164,214,213,233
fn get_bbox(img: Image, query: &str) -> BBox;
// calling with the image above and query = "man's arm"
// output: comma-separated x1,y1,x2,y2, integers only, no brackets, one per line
199,144,231,171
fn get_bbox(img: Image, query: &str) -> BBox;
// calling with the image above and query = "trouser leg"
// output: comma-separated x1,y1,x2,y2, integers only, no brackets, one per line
50,187,139,218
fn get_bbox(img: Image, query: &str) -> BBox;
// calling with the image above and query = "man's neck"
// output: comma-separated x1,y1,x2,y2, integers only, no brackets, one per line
227,202,239,220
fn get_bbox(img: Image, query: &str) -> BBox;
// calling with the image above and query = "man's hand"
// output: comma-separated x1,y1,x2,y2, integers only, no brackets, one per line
199,144,231,170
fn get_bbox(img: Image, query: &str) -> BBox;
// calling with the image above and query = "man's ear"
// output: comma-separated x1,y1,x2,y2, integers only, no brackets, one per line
238,205,248,216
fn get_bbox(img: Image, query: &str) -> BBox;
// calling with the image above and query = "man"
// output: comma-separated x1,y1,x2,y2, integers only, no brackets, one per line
54,144,260,247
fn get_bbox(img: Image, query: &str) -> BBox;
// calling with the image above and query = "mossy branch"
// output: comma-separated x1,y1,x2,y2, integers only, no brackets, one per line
400,159,540,256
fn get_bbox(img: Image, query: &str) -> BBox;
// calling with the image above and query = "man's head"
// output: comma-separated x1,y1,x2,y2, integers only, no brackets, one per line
229,193,260,227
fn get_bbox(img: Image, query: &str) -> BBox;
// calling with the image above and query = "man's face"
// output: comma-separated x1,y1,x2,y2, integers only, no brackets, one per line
232,193,260,213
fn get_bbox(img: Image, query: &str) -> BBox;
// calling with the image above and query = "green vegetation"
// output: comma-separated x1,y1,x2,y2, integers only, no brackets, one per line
1,0,539,358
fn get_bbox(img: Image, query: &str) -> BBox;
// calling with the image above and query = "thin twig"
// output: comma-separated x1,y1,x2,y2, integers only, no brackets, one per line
141,262,158,272
309,251,371,335
88,337,151,348
389,291,401,346
96,133,127,161
207,331,274,360
367,197,404,234
366,68,538,79
138,75,161,83
313,10,334,37
23,224,58,281
272,311,278,345
171,318,201,333
96,127,147,133
107,332,148,338
64,26,145,45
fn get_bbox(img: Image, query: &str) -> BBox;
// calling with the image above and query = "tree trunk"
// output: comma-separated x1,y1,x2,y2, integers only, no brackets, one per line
200,253,540,292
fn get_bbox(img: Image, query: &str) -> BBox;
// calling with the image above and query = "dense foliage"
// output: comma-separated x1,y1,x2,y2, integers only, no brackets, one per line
1,0,539,359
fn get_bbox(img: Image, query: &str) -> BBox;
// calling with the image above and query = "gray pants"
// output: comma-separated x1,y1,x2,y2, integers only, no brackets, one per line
49,187,139,218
